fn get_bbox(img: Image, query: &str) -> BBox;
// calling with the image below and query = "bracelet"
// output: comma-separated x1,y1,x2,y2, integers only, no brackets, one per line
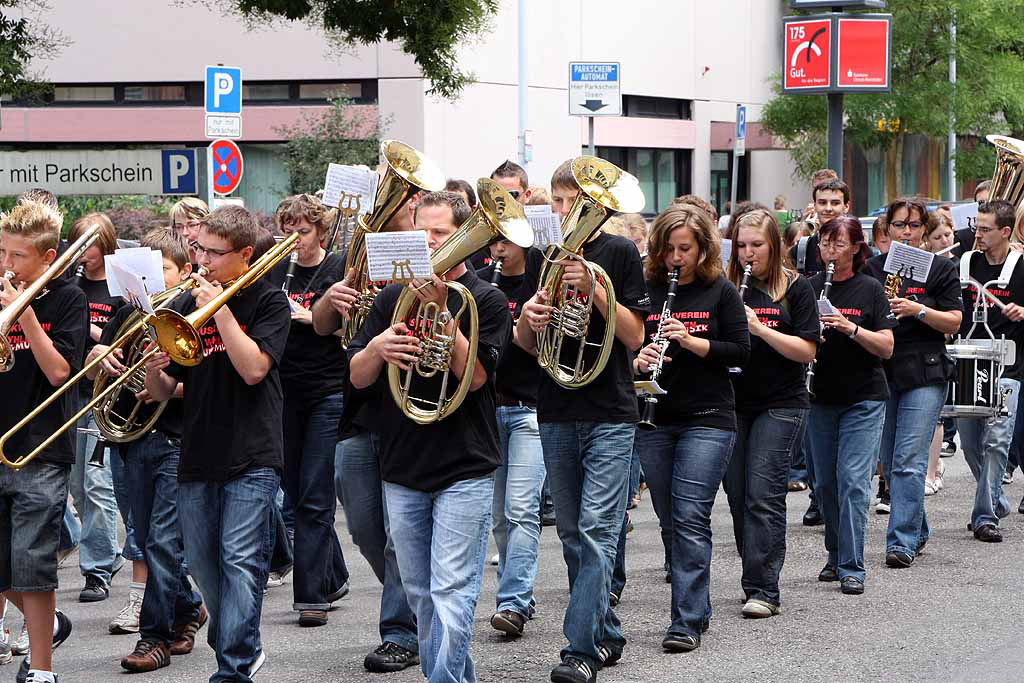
850,324,860,338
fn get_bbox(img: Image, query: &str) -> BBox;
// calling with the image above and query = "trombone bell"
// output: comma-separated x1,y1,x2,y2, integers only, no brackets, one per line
987,135,1024,209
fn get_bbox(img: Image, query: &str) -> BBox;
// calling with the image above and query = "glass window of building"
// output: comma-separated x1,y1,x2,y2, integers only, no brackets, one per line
243,83,290,101
123,85,186,102
53,86,115,102
299,82,362,100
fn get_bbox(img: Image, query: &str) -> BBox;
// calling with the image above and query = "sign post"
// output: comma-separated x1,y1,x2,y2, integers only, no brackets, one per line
204,65,243,139
568,62,622,156
782,5,891,174
731,104,746,214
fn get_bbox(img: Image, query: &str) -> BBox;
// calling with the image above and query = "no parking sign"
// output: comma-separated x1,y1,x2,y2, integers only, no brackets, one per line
209,139,243,196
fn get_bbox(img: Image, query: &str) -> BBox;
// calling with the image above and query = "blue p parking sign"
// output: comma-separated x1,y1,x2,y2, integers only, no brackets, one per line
205,66,242,115
161,150,197,195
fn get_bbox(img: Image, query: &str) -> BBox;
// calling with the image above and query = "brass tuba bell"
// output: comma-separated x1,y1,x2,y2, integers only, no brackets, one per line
535,156,645,388
987,135,1024,209
387,179,533,424
339,140,445,347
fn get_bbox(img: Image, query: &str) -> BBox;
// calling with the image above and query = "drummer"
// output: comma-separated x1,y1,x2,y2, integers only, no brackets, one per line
956,199,1024,543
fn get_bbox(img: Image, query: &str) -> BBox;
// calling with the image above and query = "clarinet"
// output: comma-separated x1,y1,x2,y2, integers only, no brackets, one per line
489,258,504,287
638,266,681,430
728,263,753,375
282,252,298,295
805,260,836,397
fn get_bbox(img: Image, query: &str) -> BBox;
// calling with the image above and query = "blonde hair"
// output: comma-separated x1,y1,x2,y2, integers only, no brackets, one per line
170,197,209,225
728,209,792,303
526,186,550,206
0,200,64,252
69,212,117,256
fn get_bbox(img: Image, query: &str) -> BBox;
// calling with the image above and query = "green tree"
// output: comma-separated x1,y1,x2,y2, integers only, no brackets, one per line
761,0,1024,198
274,95,384,194
0,1,66,100
228,0,498,99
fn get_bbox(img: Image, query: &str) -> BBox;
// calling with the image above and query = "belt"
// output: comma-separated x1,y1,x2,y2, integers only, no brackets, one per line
496,395,536,408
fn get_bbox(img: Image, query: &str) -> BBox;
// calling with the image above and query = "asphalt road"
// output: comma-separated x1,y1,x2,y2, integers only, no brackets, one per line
33,452,1024,682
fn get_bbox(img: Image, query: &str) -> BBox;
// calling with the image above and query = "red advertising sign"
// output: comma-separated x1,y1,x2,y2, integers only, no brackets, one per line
837,17,891,89
783,18,832,92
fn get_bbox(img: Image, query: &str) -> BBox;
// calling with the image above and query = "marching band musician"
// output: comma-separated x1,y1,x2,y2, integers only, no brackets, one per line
265,194,351,627
0,200,85,683
517,161,649,683
724,208,818,618
863,198,962,566
346,191,510,683
955,199,1024,543
144,206,292,682
170,198,209,265
87,228,206,673
805,216,895,596
633,203,749,652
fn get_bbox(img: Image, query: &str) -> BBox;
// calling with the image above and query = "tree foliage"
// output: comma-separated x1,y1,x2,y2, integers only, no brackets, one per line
0,1,66,100
761,0,1024,193
229,0,498,99
274,96,384,194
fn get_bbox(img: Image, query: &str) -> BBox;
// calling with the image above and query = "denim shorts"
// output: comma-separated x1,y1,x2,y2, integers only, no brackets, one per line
0,460,70,591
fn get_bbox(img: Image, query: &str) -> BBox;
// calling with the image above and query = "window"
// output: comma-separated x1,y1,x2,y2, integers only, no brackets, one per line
53,86,114,102
623,95,691,120
594,146,691,214
123,85,185,102
299,82,362,100
243,83,290,101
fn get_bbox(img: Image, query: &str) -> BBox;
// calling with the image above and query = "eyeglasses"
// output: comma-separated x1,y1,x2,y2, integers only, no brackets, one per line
193,242,241,258
890,221,923,229
508,190,521,200
975,226,1001,235
819,240,851,251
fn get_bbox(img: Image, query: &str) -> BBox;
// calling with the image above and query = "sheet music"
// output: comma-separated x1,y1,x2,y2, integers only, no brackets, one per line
950,202,978,231
322,163,378,215
365,230,432,283
106,248,164,297
884,241,934,282
524,205,562,248
108,261,155,315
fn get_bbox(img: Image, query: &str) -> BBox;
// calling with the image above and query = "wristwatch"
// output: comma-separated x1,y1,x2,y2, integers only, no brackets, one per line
916,307,927,320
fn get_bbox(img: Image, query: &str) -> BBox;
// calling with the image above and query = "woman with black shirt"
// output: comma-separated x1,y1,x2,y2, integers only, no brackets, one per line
724,209,819,617
634,203,749,652
266,194,350,626
806,216,895,595
863,198,962,567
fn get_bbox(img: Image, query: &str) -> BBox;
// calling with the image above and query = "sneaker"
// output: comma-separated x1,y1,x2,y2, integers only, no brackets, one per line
265,565,292,590
924,480,938,497
973,523,1003,543
1003,470,1014,486
108,590,143,634
875,493,891,515
12,621,28,655
249,650,266,678
596,641,622,666
935,476,944,491
609,590,620,607
661,633,700,652
120,639,170,672
79,575,109,603
490,609,525,637
23,673,58,683
741,599,780,618
17,612,71,683
885,550,914,568
364,642,419,673
840,577,865,595
940,441,956,457
169,604,208,656
489,553,499,566
550,656,595,683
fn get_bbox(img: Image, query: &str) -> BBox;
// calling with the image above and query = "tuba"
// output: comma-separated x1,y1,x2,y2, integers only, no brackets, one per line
0,224,102,373
987,135,1024,209
339,140,445,347
387,179,533,424
535,156,645,388
0,233,298,469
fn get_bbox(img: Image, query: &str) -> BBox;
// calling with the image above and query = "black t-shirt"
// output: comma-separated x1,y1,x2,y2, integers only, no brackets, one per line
477,262,539,405
76,275,124,395
863,253,963,389
732,275,819,412
642,275,749,431
0,278,87,464
789,234,823,275
808,272,896,405
99,305,183,438
959,251,1024,380
264,253,347,401
346,268,510,492
163,278,291,482
518,232,650,423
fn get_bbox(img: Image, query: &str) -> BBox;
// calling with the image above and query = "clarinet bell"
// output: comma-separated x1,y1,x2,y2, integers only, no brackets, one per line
637,397,658,431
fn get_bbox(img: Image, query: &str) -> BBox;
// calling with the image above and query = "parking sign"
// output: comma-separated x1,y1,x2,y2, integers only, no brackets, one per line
205,66,242,115
160,150,197,195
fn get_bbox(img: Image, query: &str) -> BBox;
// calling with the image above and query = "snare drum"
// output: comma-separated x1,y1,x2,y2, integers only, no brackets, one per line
941,340,1015,418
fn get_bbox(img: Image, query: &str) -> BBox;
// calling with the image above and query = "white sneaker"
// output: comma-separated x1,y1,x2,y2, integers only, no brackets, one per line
250,650,266,678
935,476,944,491
12,622,28,655
924,480,938,496
489,553,499,566
108,590,143,634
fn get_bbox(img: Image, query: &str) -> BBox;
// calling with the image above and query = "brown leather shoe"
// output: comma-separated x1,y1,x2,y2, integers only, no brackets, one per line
121,639,171,672
170,604,208,655
299,609,328,627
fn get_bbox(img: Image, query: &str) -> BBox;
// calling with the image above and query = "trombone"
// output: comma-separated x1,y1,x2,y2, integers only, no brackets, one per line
0,224,102,373
0,232,299,469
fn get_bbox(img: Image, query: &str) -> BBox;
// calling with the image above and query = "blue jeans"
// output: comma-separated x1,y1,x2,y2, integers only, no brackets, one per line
337,433,418,652
492,406,544,618
637,426,735,638
807,400,886,582
723,409,806,606
958,377,1020,528
385,475,493,683
59,506,80,552
282,392,349,611
110,447,142,561
123,431,202,644
540,421,633,669
70,408,119,585
178,468,278,683
880,385,945,555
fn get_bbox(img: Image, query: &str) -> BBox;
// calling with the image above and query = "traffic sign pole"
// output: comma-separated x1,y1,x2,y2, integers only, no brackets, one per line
827,92,844,175
588,117,595,156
